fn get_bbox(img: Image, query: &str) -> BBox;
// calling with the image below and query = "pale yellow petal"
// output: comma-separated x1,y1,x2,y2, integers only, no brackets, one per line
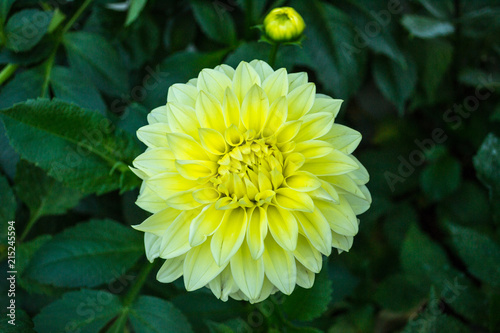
287,82,315,120
308,95,342,118
285,171,321,192
167,83,198,107
133,148,176,177
166,133,211,161
296,261,315,289
166,102,199,139
144,233,161,262
263,96,287,136
214,64,235,79
232,61,261,102
175,160,218,180
293,235,322,273
147,105,169,124
331,229,354,253
246,206,268,259
222,88,241,128
262,236,296,295
137,123,170,148
288,72,308,92
136,183,168,213
145,172,198,200
301,150,359,176
132,207,181,236
262,68,288,103
241,84,269,134
195,90,226,133
294,112,334,142
157,256,184,283
197,68,232,102
189,204,225,247
165,190,205,210
316,197,358,236
275,188,314,212
211,207,248,266
267,205,298,251
294,208,332,256
275,120,302,144
294,140,334,159
183,240,227,291
230,242,265,301
160,209,200,258
347,155,370,185
208,266,239,301
322,124,362,154
249,59,274,82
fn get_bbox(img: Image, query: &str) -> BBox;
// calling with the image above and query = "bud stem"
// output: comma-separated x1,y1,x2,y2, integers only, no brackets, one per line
269,43,280,67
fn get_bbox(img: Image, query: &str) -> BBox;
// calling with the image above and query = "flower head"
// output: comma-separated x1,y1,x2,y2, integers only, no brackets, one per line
263,7,305,43
131,60,371,303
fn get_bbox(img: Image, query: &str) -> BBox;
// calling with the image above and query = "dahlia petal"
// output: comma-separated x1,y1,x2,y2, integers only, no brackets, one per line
266,205,298,251
214,64,235,79
224,124,244,146
192,187,220,204
287,82,315,120
222,88,241,128
144,233,161,262
230,242,265,301
275,188,314,212
241,84,269,134
342,185,372,215
211,207,248,266
199,128,228,155
189,204,225,247
287,72,308,92
301,150,359,176
322,124,362,154
157,256,184,283
147,105,169,124
276,120,302,144
166,133,210,161
135,183,168,213
160,209,199,258
262,236,296,295
296,261,315,289
132,148,176,177
285,171,322,192
246,206,268,259
316,198,358,236
263,96,287,137
197,68,232,102
137,123,170,148
348,155,370,185
293,235,323,273
294,112,334,142
232,61,261,102
184,240,227,291
165,191,204,210
167,83,198,107
166,102,200,139
262,68,288,103
175,160,218,180
331,229,354,253
249,59,274,82
308,95,342,118
132,207,182,236
208,266,239,301
196,90,226,133
294,140,334,159
145,172,198,200
294,209,332,256
322,175,367,199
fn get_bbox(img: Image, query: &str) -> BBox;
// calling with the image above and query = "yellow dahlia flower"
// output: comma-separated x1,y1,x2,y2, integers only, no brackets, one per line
131,60,371,303
263,7,305,43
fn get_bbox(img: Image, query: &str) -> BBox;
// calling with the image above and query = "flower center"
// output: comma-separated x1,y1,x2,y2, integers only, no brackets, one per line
212,139,284,207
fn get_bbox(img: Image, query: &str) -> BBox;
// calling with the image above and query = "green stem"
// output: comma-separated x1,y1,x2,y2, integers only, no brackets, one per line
61,0,94,34
20,209,42,242
0,64,18,85
268,43,280,67
41,49,57,97
107,261,154,333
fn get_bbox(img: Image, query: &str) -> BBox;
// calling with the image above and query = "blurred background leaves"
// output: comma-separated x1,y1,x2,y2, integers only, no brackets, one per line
0,0,499,332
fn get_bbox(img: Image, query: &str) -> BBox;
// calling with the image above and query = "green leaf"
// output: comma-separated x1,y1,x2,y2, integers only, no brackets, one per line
25,219,143,287
125,0,148,26
420,154,461,201
129,296,193,333
14,160,82,220
0,174,16,222
401,15,455,39
206,318,250,333
0,309,35,333
374,274,426,312
419,39,453,101
63,32,128,96
373,55,417,114
473,133,500,223
50,66,106,113
281,268,332,321
0,99,140,194
33,289,122,333
0,65,44,109
290,0,367,99
0,37,55,66
17,235,61,295
190,0,236,45
4,9,53,52
0,0,16,26
448,224,500,287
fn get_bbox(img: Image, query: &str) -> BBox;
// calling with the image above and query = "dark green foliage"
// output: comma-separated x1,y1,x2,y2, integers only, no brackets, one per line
0,0,499,332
